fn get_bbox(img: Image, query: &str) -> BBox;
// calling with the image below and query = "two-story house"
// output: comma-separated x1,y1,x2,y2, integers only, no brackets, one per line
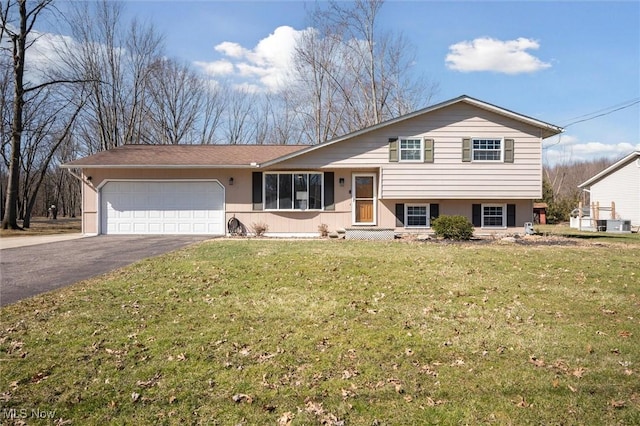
62,95,563,237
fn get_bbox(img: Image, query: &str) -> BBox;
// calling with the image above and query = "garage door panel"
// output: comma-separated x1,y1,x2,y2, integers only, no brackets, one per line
101,181,225,235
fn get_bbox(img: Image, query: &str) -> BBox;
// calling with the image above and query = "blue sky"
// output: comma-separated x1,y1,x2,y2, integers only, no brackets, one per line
51,1,640,165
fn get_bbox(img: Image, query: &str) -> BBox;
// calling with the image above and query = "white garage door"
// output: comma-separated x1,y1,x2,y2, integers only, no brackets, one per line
101,181,225,235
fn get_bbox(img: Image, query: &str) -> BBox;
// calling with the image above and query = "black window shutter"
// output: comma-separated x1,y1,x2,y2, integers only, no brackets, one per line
462,138,471,162
324,172,335,210
504,138,514,163
252,172,263,211
472,204,481,227
395,203,405,227
389,137,399,162
507,204,516,227
430,203,439,220
424,138,434,163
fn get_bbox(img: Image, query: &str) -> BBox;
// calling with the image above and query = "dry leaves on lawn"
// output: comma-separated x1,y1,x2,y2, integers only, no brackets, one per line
232,393,253,404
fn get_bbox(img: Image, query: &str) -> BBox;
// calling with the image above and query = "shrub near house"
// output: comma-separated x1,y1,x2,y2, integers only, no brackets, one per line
432,215,474,240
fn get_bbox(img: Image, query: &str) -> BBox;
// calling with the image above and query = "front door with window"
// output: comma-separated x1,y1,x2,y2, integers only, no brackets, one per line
353,174,376,225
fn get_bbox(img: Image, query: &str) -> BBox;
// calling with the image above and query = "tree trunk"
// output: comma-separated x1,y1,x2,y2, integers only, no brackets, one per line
1,0,27,230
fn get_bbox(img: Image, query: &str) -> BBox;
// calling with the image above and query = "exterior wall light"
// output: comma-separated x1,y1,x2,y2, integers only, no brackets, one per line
339,177,345,186
229,177,234,186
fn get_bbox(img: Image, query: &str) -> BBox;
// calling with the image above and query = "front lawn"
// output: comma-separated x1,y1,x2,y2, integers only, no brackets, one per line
1,239,638,424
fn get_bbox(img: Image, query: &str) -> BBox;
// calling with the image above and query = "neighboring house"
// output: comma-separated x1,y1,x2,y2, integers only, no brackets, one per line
578,151,640,227
62,95,563,237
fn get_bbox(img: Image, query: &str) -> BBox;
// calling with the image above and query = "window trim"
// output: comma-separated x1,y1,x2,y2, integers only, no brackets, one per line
263,171,324,211
471,137,503,162
481,203,507,228
399,137,424,162
404,203,430,228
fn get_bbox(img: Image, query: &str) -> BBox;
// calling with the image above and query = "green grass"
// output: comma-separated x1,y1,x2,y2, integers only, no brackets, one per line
535,224,640,244
1,239,639,425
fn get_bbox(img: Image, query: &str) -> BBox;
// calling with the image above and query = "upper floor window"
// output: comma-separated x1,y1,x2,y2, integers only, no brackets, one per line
463,137,513,163
473,138,502,161
400,138,423,161
265,172,322,211
389,137,434,163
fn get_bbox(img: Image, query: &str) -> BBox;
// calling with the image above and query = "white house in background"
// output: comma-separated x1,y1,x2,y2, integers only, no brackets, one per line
578,151,640,228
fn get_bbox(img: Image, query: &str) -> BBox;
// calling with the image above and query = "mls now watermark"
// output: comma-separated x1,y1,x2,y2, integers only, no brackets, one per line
2,407,56,420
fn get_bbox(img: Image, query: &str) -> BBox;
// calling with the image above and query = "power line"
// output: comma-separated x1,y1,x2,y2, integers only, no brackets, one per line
562,98,640,128
544,98,640,150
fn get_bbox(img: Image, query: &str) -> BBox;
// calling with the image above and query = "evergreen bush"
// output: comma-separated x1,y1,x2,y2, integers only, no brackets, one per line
431,215,474,240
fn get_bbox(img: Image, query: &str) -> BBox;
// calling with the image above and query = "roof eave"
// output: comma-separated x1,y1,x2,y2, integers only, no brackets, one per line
60,164,259,169
578,151,640,188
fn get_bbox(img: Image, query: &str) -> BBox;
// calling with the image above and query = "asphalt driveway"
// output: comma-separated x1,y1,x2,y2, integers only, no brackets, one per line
0,235,212,307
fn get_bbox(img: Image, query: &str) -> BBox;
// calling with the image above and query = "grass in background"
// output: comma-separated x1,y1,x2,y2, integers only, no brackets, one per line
535,224,640,244
1,239,639,424
0,217,81,238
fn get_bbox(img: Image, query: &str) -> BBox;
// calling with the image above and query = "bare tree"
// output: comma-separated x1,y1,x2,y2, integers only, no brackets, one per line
196,80,227,144
291,26,348,144
0,50,12,218
146,58,203,144
1,0,53,229
224,87,256,144
265,90,304,145
63,0,163,151
541,157,613,222
290,0,438,144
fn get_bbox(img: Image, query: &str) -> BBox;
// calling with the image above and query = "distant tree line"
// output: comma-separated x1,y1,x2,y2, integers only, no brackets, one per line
538,157,613,223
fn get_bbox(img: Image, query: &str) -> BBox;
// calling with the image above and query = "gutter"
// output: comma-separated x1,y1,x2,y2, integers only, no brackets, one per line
65,168,95,189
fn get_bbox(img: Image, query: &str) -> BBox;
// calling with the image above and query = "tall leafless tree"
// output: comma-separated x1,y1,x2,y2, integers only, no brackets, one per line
1,0,53,229
63,0,163,151
290,0,438,144
146,58,203,144
224,87,256,145
196,80,227,144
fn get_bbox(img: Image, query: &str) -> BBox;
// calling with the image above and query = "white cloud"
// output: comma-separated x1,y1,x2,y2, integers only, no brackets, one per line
198,25,306,92
445,37,551,74
17,29,78,78
543,135,640,165
194,60,234,76
215,41,249,59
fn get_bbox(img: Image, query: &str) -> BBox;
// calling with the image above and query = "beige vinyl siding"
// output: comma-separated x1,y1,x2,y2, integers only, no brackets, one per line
381,165,541,199
81,167,358,235
589,158,640,226
81,174,98,234
277,103,544,199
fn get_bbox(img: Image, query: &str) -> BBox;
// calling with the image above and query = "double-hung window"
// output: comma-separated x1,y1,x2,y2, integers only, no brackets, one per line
399,138,423,161
482,204,505,227
405,204,429,227
265,172,322,210
473,138,502,161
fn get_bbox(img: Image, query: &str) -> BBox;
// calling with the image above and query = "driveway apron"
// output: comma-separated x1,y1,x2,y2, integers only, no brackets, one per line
0,235,211,307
